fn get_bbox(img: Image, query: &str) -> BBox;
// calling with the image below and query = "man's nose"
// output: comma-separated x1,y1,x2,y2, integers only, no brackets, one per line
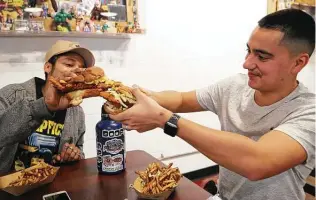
243,54,257,70
74,63,83,69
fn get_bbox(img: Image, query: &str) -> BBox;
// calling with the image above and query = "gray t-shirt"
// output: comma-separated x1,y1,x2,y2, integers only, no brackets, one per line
196,73,315,200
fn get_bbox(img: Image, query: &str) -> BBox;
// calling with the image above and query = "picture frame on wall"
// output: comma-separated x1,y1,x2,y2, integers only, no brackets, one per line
267,0,315,18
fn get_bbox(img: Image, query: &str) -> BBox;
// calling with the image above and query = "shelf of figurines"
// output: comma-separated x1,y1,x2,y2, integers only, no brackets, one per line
0,19,144,39
0,30,137,39
0,0,143,39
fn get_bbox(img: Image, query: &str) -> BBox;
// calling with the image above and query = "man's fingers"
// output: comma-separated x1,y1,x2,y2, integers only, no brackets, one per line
71,147,80,161
109,111,129,122
63,149,71,161
69,151,76,161
63,77,72,81
123,123,132,131
103,104,114,115
71,68,85,73
74,154,80,161
45,84,58,106
133,84,152,96
60,96,71,108
63,71,79,79
60,151,65,162
131,87,146,100
62,68,85,80
63,143,70,151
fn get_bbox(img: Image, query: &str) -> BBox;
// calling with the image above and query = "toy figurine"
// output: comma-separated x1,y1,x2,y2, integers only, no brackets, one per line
54,8,72,32
79,19,94,32
102,22,109,32
57,24,69,32
16,8,24,20
70,5,77,18
6,14,13,24
42,3,48,18
75,22,80,31
83,22,90,32
90,0,103,21
23,0,28,7
28,0,36,7
95,24,102,33
126,22,134,33
0,12,3,23
33,23,39,31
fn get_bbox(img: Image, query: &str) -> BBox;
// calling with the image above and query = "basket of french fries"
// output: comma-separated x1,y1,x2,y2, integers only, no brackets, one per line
0,161,59,196
130,162,183,200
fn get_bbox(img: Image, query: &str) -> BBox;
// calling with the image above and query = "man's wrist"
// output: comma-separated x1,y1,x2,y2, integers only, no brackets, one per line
157,108,173,128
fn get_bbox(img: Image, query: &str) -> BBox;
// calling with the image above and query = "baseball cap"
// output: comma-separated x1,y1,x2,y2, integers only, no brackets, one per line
45,40,95,68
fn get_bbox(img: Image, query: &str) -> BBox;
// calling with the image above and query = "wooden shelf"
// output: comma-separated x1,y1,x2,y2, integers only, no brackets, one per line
0,31,132,39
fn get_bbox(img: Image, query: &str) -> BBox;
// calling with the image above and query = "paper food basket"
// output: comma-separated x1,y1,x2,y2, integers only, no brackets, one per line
130,177,177,200
0,163,59,196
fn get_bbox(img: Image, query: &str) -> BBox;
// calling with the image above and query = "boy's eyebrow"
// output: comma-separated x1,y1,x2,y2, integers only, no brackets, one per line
247,44,274,57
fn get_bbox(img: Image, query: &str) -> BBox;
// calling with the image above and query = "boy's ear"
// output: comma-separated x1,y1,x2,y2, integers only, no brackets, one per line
44,62,53,74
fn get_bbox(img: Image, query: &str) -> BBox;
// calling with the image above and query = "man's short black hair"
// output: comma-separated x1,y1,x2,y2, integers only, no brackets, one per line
258,8,315,57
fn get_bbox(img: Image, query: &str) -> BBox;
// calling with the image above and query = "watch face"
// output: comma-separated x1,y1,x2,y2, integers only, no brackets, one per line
167,121,177,128
164,114,180,137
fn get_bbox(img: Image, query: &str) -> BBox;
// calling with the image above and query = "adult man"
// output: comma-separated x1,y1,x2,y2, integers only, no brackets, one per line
110,9,315,200
0,40,95,174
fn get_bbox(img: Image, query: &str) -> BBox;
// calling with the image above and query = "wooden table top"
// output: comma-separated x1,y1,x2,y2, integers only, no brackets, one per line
0,150,211,200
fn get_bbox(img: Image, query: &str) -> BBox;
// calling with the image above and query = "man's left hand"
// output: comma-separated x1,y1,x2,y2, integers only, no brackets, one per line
109,86,172,133
53,143,82,164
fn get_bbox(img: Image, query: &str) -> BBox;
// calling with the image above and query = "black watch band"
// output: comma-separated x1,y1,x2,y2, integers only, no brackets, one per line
163,113,181,137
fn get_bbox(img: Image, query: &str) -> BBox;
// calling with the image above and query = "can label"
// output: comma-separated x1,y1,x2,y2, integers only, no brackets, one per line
103,138,124,154
102,154,124,172
96,127,125,173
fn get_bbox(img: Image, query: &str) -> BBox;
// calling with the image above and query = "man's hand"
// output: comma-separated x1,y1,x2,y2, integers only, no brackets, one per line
53,143,82,164
44,68,85,111
44,84,70,111
133,84,153,97
109,86,172,133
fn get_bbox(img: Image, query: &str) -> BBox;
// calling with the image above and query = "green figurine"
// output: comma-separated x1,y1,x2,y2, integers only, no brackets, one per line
102,23,109,32
54,9,72,32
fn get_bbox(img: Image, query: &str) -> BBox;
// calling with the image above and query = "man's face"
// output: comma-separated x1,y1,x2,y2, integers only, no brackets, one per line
45,53,85,79
243,27,297,92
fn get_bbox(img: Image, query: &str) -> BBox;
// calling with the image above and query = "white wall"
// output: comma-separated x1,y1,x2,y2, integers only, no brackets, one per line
0,0,314,173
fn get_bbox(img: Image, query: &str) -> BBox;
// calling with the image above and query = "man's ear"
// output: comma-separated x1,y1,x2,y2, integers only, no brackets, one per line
44,62,53,74
291,53,309,74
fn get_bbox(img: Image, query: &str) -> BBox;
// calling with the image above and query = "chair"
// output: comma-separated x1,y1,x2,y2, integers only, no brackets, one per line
304,168,315,200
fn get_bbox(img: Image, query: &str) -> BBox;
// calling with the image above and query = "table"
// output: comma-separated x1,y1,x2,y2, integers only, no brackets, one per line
0,150,211,200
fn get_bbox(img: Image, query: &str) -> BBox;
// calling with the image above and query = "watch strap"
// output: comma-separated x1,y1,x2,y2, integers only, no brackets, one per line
164,113,181,137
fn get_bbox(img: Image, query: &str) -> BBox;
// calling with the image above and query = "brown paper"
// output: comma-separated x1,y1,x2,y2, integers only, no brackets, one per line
0,164,59,196
130,177,177,200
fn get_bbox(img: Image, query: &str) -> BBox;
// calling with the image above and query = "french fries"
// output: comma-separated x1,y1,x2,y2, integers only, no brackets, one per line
8,162,57,187
135,162,182,195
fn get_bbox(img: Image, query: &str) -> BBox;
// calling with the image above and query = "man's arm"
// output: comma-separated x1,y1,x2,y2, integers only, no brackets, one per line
0,93,53,148
150,90,205,113
158,110,308,181
76,106,86,159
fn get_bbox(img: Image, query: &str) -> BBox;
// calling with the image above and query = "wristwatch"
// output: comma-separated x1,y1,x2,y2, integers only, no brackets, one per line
163,113,181,137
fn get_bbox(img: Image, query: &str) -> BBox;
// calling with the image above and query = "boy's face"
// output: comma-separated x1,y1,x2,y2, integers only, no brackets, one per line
44,53,85,80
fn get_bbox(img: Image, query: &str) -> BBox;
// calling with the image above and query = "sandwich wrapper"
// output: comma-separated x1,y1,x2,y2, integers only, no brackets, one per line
0,163,59,196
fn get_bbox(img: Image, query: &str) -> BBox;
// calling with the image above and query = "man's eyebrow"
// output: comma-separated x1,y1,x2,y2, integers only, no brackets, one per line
247,44,274,57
